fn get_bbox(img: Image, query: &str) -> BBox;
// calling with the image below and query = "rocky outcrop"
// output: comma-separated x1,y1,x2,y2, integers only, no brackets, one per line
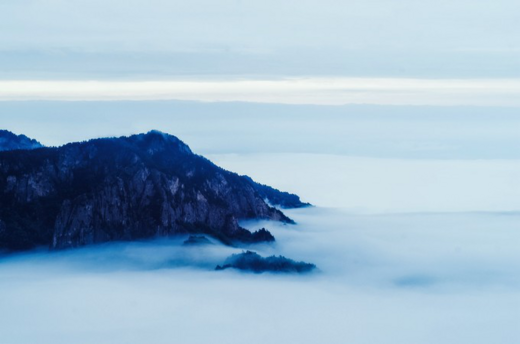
182,235,213,246
0,130,43,151
243,176,310,209
0,131,308,252
215,251,316,273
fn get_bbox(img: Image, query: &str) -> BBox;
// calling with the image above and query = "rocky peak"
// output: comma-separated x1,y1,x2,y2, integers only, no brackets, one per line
125,130,192,156
0,130,43,152
0,131,309,252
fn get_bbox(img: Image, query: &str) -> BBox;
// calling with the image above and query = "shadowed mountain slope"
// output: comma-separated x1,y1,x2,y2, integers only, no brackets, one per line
0,130,43,152
0,131,308,251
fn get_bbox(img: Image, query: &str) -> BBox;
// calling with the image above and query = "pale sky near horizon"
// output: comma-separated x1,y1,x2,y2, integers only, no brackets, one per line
1,0,520,80
1,1,520,104
2,101,520,160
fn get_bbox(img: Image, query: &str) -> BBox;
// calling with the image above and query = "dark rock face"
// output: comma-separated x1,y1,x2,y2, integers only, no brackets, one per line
0,131,307,252
0,130,43,151
243,177,311,209
182,235,213,246
229,227,275,244
215,251,316,273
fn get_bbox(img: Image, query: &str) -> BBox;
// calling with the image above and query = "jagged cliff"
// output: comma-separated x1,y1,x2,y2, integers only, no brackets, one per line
0,131,308,251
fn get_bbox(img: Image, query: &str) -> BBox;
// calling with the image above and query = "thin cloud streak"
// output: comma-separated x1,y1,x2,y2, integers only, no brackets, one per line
1,78,520,106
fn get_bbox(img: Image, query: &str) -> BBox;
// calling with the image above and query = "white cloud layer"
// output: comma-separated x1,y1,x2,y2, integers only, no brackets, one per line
1,209,519,344
2,78,520,106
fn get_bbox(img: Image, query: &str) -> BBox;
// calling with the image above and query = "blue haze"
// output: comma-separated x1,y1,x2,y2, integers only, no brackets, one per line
1,0,520,79
1,101,520,159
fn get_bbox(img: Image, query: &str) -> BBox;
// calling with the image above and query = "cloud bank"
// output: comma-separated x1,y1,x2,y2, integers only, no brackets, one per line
1,78,520,106
1,105,520,343
2,101,520,159
1,208,519,344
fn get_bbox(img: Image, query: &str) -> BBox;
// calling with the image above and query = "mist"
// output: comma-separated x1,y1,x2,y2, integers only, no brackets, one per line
2,103,520,343
2,208,520,344
2,101,520,159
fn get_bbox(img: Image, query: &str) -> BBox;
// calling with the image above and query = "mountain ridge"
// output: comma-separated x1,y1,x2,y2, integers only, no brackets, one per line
0,130,309,252
0,130,43,151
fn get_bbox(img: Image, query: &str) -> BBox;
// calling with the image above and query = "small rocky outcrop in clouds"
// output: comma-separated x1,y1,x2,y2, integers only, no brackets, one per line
215,251,316,273
182,235,213,246
0,130,43,151
0,130,308,252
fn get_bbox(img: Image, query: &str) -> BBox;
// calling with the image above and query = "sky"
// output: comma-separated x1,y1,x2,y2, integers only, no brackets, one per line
7,0,517,58
1,0,520,105
3,101,520,159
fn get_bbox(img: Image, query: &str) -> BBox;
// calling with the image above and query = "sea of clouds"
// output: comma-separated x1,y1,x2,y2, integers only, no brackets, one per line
1,102,520,343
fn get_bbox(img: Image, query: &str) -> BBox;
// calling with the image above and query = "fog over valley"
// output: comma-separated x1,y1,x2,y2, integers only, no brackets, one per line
1,104,520,343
